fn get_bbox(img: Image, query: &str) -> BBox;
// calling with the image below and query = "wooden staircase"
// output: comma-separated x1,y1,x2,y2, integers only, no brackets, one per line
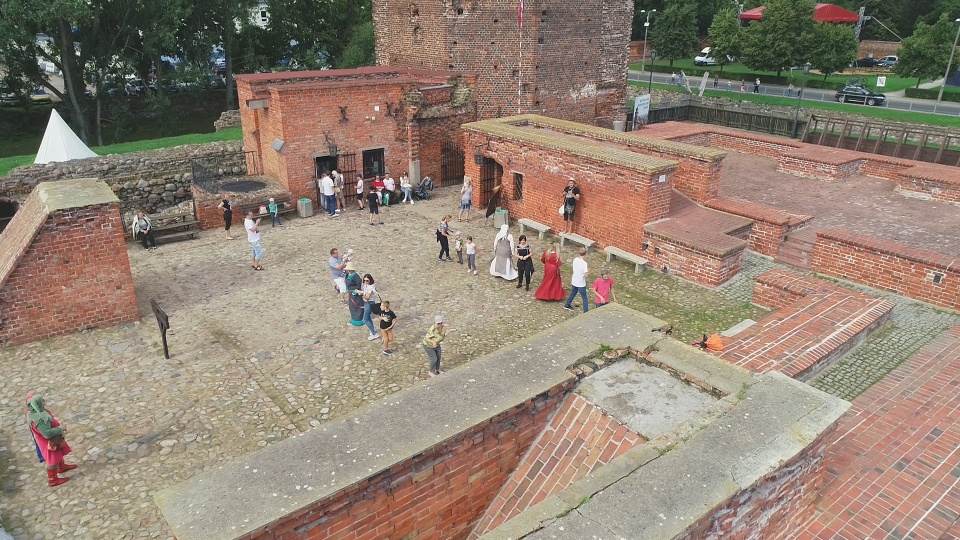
775,228,818,269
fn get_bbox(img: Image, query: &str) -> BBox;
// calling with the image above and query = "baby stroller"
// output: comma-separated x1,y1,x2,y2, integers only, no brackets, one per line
413,176,435,201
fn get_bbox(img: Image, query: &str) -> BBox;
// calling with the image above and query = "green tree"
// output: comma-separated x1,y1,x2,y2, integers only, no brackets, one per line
707,7,740,75
338,21,375,69
739,0,817,76
809,23,859,79
894,14,959,88
651,0,699,67
268,0,371,69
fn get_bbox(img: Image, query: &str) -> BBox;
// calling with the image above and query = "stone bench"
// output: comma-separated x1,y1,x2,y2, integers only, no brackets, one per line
518,218,551,240
559,233,595,253
603,246,648,275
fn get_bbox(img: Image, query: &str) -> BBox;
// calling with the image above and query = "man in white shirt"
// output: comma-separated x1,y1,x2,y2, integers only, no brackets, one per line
383,175,396,205
245,210,264,270
563,247,589,313
320,173,337,217
355,173,365,211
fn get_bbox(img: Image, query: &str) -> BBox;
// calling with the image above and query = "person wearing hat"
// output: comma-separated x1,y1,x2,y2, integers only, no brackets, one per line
344,261,364,326
423,315,449,377
268,197,284,227
25,394,78,487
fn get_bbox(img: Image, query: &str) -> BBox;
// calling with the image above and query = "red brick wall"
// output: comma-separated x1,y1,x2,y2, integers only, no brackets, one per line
706,132,802,158
676,422,838,540
777,155,859,182
236,381,574,540
192,185,297,231
642,231,744,288
859,156,912,180
705,198,813,257
811,229,960,311
750,270,836,310
895,168,960,205
0,201,139,345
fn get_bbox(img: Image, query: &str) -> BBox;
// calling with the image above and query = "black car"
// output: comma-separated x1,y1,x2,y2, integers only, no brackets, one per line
835,85,886,106
851,57,880,68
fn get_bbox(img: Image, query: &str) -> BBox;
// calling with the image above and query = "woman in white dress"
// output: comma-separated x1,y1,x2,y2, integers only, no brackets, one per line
489,224,518,280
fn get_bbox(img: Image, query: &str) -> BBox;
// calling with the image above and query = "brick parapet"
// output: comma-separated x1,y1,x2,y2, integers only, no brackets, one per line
641,230,745,288
705,198,814,257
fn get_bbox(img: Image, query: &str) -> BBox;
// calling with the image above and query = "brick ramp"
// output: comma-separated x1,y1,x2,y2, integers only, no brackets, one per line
469,393,643,538
0,188,48,291
787,326,960,539
719,270,894,380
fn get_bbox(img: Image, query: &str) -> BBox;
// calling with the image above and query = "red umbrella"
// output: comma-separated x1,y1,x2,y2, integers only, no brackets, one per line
740,3,860,23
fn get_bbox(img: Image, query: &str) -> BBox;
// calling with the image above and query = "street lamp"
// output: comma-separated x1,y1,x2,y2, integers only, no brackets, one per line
648,51,657,94
639,9,656,74
791,63,811,139
937,18,960,103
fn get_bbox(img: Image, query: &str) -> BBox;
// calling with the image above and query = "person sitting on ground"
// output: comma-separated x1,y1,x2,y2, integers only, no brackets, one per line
692,333,725,352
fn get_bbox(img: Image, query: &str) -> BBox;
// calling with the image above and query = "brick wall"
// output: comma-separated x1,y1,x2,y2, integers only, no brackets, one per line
0,192,138,345
235,381,573,540
641,231,745,288
191,183,297,231
373,0,632,127
705,198,813,257
676,422,837,540
811,229,960,311
777,154,860,182
895,166,960,205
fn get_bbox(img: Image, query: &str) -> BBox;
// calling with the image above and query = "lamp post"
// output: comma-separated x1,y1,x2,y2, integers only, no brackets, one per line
639,9,656,74
648,51,657,94
791,63,811,139
937,18,960,104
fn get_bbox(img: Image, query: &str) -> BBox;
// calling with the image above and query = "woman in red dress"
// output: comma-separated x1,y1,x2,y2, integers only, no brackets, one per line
26,394,77,487
535,243,565,301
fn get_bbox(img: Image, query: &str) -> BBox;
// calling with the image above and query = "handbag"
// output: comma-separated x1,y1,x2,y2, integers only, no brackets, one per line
558,204,565,216
370,292,384,315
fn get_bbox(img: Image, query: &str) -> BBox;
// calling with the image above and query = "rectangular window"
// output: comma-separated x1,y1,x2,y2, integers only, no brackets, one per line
514,172,524,201
933,271,946,285
362,148,385,178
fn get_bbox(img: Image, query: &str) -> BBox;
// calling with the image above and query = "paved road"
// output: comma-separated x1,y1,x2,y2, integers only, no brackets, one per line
629,70,960,118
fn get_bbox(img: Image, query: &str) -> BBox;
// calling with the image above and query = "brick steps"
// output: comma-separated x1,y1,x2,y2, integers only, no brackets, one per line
775,228,818,269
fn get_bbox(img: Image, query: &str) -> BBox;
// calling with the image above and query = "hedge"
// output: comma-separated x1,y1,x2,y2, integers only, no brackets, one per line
646,64,851,91
903,87,960,103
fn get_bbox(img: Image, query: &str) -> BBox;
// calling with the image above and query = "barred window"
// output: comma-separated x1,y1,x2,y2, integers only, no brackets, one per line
514,172,524,201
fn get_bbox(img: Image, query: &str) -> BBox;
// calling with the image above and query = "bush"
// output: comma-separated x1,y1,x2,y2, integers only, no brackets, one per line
903,87,960,102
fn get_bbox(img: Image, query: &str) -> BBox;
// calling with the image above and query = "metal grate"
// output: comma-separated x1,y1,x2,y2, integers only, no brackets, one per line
441,140,465,187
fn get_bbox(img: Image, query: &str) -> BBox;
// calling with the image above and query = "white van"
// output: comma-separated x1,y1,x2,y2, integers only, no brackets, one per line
694,47,733,66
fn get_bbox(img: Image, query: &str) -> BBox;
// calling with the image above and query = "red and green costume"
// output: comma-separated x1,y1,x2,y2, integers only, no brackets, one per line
26,394,77,487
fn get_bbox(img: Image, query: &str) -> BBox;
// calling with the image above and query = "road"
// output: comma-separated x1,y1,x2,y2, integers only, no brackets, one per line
628,70,960,118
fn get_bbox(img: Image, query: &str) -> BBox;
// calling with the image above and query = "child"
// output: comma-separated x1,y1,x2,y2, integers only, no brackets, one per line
379,300,397,355
268,197,283,227
454,231,464,264
366,186,382,226
465,236,478,275
593,268,616,308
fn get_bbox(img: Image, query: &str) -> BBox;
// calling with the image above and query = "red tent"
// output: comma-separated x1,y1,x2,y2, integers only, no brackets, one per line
739,3,860,23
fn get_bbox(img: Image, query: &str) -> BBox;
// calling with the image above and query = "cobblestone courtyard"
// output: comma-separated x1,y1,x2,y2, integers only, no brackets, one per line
0,186,956,538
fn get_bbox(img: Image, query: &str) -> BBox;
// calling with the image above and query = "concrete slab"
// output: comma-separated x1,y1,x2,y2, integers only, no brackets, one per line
722,318,756,337
37,177,118,212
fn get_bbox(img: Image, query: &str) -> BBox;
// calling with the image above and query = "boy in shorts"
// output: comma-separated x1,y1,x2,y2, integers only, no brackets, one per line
366,185,383,225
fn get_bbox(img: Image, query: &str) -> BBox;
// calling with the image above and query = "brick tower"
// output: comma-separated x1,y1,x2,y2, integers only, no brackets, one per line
373,0,633,128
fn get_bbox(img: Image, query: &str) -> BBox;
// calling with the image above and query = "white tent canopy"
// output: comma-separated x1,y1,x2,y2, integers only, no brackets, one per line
34,109,98,164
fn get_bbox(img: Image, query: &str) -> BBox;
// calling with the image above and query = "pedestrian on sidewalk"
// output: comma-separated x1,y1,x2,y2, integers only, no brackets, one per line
423,315,449,377
245,210,264,270
563,247,589,313
727,80,732,92
740,80,745,93
25,394,78,487
713,75,719,89
754,77,760,94
670,72,677,85
787,83,794,97
379,300,397,355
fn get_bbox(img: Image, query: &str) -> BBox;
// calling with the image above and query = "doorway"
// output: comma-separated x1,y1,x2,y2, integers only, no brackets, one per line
315,155,338,179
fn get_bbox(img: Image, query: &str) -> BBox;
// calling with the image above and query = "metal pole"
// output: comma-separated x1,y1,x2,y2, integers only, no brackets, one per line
938,19,960,103
640,10,654,74
792,64,810,139
648,52,656,94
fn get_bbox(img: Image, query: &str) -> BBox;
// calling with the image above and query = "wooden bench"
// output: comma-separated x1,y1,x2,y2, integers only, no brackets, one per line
604,246,649,275
559,232,596,253
236,196,296,222
150,210,200,243
518,218,552,240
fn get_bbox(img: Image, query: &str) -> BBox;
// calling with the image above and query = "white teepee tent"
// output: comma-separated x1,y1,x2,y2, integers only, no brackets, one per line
34,109,98,164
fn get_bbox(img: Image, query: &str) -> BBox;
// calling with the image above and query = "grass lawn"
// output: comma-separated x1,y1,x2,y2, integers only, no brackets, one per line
631,58,927,93
632,82,960,129
0,126,242,177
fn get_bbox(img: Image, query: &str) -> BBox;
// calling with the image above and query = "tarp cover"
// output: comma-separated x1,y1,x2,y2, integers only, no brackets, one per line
740,3,860,23
34,109,98,164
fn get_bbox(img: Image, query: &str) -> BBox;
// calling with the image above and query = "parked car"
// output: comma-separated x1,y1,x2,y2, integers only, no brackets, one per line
124,79,146,95
693,47,734,67
835,85,886,106
851,57,881,68
0,88,19,106
30,89,52,103
877,55,898,68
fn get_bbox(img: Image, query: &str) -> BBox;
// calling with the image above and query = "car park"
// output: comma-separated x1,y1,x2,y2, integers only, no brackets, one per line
30,89,52,103
835,84,886,106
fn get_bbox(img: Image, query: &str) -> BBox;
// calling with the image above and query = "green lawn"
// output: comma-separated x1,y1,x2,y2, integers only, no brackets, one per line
0,126,242,177
631,59,927,93
632,82,960,129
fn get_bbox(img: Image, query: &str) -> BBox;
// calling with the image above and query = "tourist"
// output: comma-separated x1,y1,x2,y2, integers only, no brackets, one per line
361,274,380,340
378,300,397,355
132,211,157,251
383,174,396,205
740,80,745,93
515,234,534,291
562,179,581,234
320,174,337,217
535,243,565,301
345,262,364,326
333,170,346,212
329,247,351,303
465,235,478,275
25,394,77,487
713,75,719,89
563,247,589,313
366,186,383,226
245,210,264,271
400,172,414,204
787,83,794,97
679,70,686,86
454,231,465,264
268,197,284,226
217,196,234,240
727,80,732,92
490,224,518,280
458,178,473,222
423,315,448,377
593,268,616,308
356,173,365,210
754,77,760,94
670,72,677,85
437,215,453,262
373,175,385,206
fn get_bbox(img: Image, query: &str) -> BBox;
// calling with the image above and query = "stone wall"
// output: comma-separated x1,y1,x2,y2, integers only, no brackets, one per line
214,110,242,131
1,141,246,214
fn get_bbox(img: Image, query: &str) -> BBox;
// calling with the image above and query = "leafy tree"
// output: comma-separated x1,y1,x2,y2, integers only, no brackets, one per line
894,14,959,88
267,0,371,69
809,23,859,79
738,0,817,77
707,7,740,74
338,21,375,69
650,0,699,67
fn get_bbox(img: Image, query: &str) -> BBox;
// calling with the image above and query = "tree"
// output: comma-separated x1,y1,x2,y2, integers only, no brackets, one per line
650,0,698,67
809,23,858,79
267,0,371,69
739,0,818,77
338,21,375,69
707,7,740,75
894,14,959,88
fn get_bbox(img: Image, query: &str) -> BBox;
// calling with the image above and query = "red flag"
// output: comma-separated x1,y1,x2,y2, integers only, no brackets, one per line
518,0,523,28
